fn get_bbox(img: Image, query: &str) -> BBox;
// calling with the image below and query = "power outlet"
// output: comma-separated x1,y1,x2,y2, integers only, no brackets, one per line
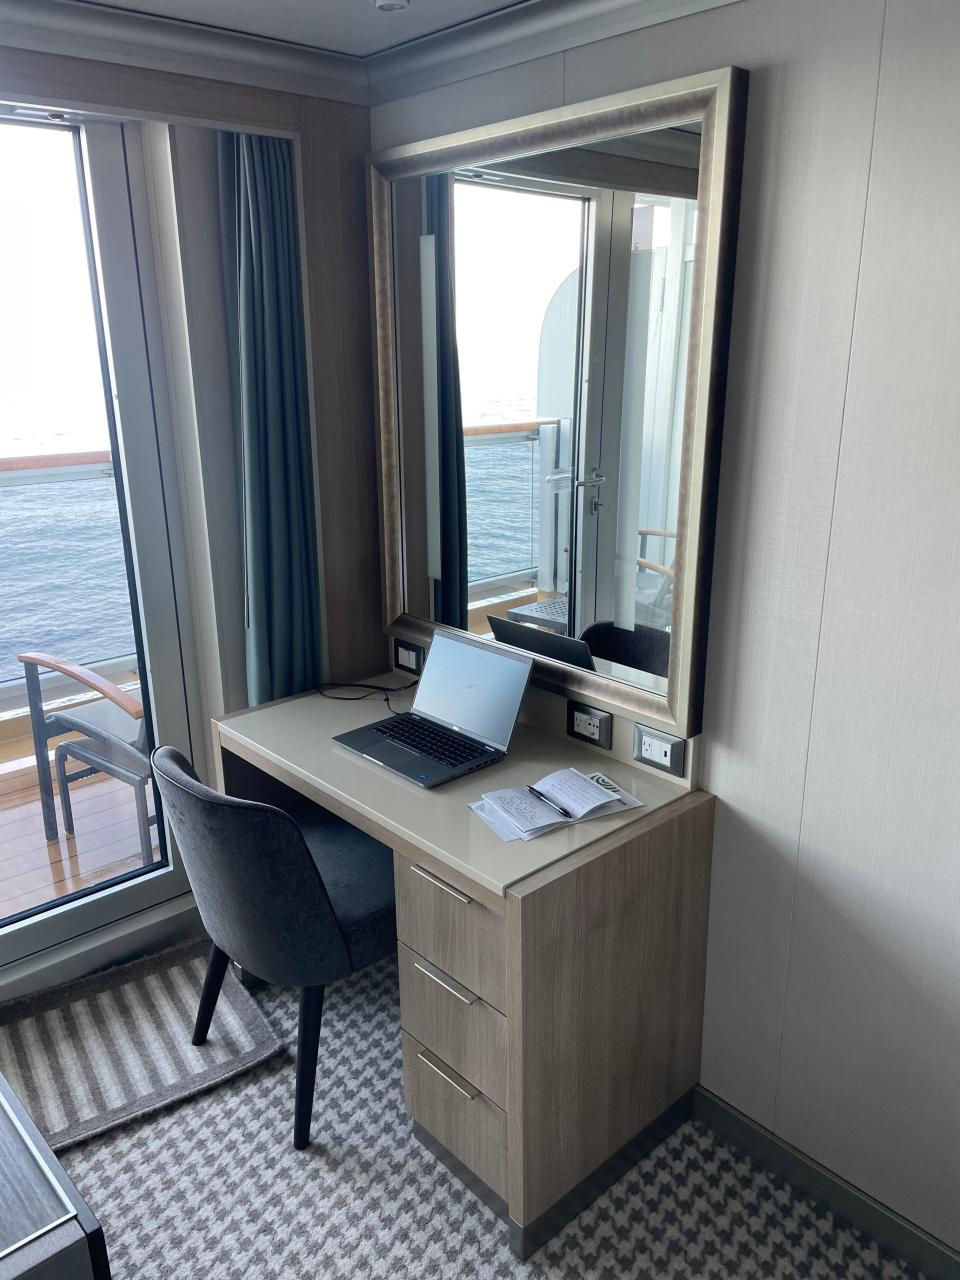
567,701,613,749
633,724,685,776
393,638,424,675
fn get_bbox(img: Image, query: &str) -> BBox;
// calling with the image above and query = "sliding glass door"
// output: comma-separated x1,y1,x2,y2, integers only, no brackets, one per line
0,117,192,965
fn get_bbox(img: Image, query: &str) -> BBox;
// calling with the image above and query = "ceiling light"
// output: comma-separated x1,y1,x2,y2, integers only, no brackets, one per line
374,0,410,10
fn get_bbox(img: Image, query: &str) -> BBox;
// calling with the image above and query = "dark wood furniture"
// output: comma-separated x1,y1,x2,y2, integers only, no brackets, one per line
0,1071,110,1280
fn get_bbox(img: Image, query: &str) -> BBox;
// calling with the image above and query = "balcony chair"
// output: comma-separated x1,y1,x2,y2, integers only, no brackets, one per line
579,621,671,678
151,746,397,1149
17,652,155,865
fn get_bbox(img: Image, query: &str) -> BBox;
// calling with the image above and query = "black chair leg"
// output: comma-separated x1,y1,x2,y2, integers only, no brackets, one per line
294,985,324,1150
193,944,230,1046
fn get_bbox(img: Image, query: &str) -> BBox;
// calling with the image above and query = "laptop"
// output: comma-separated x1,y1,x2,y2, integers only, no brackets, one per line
332,631,533,788
487,614,596,671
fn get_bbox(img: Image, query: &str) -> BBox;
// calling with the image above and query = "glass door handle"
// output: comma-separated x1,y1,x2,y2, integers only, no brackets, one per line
575,471,606,488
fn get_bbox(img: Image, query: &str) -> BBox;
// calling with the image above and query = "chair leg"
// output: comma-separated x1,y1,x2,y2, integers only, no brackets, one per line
54,744,75,835
193,944,230,1046
23,662,58,842
134,780,152,866
294,985,325,1150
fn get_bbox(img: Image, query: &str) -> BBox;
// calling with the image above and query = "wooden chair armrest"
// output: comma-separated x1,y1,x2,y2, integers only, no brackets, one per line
17,652,144,720
636,559,675,578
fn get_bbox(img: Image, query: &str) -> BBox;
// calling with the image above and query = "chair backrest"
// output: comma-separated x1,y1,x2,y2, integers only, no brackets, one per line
579,621,671,678
151,746,351,988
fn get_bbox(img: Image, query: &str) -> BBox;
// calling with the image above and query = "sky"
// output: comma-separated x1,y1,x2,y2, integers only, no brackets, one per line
453,180,584,424
0,121,111,460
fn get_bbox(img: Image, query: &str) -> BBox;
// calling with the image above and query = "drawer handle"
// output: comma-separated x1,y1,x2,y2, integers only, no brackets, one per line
417,1049,479,1100
410,863,473,905
413,959,478,1006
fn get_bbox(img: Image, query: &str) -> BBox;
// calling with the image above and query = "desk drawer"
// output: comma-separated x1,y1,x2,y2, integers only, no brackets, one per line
402,1032,507,1200
395,854,506,1012
398,942,508,1110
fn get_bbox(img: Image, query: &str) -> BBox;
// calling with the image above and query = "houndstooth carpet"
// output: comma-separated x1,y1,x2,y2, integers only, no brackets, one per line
61,956,924,1280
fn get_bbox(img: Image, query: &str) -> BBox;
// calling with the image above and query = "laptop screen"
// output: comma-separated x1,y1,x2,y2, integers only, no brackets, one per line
412,632,533,752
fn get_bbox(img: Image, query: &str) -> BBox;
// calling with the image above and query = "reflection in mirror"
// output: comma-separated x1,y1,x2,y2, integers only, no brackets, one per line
394,125,701,696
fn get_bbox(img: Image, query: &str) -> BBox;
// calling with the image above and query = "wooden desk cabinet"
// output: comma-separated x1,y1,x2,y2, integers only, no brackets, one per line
392,795,713,1255
213,692,714,1258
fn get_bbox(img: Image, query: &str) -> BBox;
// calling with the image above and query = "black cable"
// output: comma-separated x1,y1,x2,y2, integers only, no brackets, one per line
318,680,419,715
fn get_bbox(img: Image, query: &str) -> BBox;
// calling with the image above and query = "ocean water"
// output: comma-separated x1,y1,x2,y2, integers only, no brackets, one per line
0,443,538,687
0,477,136,685
464,439,539,584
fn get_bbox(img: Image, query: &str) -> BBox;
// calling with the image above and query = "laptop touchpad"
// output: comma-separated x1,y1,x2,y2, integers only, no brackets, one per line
366,741,419,766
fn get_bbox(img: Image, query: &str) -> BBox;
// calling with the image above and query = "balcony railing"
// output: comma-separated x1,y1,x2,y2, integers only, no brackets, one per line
0,451,114,489
463,418,567,602
0,451,136,710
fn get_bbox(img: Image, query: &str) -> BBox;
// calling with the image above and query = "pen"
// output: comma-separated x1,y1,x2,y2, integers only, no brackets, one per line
526,785,573,820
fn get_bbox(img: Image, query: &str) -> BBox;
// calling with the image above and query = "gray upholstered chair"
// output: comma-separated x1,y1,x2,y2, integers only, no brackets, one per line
151,746,396,1149
579,620,671,678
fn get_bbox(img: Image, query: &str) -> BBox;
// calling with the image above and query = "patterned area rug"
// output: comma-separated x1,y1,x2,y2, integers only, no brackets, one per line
0,941,283,1151
60,956,924,1279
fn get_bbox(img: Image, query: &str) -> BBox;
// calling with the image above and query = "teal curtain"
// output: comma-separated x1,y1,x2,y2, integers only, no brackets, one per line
425,175,468,630
219,132,320,706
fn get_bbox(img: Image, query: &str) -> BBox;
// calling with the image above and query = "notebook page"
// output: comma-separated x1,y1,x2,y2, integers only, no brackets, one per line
484,788,564,833
535,768,619,819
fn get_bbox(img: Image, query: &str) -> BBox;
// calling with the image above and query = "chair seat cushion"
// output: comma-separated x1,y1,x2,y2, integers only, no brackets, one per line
291,801,397,973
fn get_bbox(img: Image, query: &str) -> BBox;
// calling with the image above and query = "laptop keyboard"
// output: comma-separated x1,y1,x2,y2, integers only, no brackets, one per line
373,716,492,767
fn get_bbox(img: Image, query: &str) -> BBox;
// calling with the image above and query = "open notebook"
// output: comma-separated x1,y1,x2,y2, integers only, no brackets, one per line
470,767,643,842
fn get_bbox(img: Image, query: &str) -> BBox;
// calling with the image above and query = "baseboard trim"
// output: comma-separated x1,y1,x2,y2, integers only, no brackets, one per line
509,1090,693,1259
413,1091,693,1260
411,1120,509,1218
694,1088,960,1280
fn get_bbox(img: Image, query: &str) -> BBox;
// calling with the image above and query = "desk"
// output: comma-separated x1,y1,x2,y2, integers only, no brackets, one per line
212,683,714,1258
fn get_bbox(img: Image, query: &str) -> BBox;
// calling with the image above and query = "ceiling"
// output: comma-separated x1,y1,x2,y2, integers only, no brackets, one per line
69,0,528,57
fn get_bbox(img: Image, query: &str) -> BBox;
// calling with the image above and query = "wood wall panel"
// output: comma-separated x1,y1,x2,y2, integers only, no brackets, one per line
296,95,386,680
775,0,960,1249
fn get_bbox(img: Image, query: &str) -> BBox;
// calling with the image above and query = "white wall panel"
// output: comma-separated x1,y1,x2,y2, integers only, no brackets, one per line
368,0,960,1244
369,0,884,1129
566,0,885,1126
775,0,960,1248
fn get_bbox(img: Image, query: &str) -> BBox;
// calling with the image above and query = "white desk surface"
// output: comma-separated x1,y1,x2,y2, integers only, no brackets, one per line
215,683,690,896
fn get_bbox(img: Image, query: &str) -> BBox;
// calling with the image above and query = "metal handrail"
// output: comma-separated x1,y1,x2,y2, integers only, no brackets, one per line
0,451,114,489
462,417,558,443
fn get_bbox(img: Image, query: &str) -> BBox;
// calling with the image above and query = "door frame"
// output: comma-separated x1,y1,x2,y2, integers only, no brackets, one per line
0,119,195,965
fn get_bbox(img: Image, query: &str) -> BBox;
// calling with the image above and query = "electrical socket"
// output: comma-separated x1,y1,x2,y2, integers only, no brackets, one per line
393,638,424,675
567,701,613,749
633,724,685,777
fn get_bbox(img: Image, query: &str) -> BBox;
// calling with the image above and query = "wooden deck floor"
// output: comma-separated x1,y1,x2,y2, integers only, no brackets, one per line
0,772,160,922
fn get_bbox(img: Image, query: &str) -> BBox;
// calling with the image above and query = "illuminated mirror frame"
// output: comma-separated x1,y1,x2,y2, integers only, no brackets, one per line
368,67,747,739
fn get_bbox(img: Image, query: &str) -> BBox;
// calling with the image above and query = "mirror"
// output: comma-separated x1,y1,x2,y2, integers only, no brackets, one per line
370,70,746,737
